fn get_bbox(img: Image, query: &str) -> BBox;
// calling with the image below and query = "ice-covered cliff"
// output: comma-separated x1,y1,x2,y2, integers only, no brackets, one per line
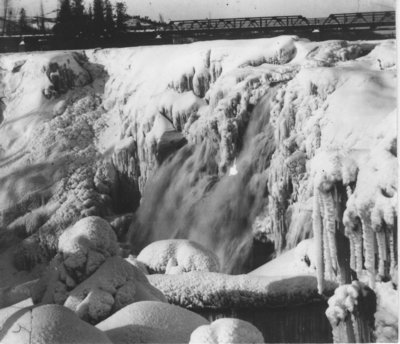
0,37,396,282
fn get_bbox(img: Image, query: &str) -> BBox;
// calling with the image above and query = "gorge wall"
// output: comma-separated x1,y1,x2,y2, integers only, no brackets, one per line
0,37,396,279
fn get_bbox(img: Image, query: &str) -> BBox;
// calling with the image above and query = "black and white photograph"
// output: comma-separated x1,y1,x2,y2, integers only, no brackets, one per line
0,0,397,343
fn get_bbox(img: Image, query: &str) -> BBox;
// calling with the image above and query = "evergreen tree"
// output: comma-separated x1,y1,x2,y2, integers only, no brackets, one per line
104,0,114,35
71,0,85,36
19,8,28,34
93,0,105,36
40,1,45,32
115,1,128,32
55,0,73,36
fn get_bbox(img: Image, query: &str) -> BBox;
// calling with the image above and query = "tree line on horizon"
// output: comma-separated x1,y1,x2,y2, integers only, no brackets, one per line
55,0,129,38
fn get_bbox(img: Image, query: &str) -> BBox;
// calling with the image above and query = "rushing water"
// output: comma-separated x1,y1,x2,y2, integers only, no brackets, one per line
130,89,277,273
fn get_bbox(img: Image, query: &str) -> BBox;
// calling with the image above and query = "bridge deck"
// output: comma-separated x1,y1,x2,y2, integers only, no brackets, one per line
158,11,395,32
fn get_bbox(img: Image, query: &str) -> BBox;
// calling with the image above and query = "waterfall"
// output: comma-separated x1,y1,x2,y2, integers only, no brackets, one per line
130,90,277,273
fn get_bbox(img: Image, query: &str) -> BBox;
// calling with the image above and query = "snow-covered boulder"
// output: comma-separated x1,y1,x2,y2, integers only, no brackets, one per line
0,303,112,344
148,272,336,309
137,239,220,274
190,318,264,344
97,300,209,343
58,216,119,278
375,282,398,343
32,216,119,304
64,256,166,323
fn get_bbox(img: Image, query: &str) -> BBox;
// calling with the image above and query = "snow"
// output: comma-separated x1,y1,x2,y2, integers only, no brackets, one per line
137,239,220,273
148,272,336,309
0,36,396,317
64,256,166,323
0,303,112,344
32,216,119,305
374,282,398,342
189,318,264,344
249,238,316,277
96,300,209,344
58,216,119,277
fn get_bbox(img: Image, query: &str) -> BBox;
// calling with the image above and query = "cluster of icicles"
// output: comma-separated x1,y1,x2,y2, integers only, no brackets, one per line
311,151,397,294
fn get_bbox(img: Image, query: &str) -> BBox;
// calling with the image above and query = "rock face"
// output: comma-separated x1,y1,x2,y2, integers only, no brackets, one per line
96,300,209,344
63,256,167,324
0,38,397,283
137,239,220,274
0,303,112,344
189,318,264,344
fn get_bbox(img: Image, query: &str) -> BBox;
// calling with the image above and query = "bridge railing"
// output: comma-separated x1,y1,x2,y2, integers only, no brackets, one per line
160,11,395,32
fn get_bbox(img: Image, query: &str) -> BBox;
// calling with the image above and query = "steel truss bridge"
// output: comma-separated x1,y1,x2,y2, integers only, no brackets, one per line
157,11,395,34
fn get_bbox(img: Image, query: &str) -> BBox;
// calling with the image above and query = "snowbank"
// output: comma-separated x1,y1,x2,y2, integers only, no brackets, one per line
0,304,111,344
97,300,209,343
374,282,398,343
148,272,336,309
190,318,264,344
64,256,166,323
137,239,220,274
249,238,316,277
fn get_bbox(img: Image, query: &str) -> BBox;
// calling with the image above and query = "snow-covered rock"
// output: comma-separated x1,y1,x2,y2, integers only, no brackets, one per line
0,37,396,287
96,300,209,343
249,238,316,277
64,256,166,323
137,239,220,274
375,282,398,343
189,318,264,344
0,303,112,344
32,216,119,304
148,272,336,309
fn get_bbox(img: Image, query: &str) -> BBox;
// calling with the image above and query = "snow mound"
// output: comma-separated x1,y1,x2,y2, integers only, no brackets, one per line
249,238,316,277
190,318,264,344
148,272,336,308
97,300,209,343
375,282,398,343
137,239,220,274
58,216,119,278
64,256,166,324
0,304,111,344
32,216,119,305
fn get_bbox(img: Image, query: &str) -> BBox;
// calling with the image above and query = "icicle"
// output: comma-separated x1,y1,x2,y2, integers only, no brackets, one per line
389,227,396,277
313,185,324,294
376,230,387,277
351,314,361,342
323,220,334,280
346,185,352,200
348,234,356,271
321,191,338,274
361,218,376,289
354,229,363,278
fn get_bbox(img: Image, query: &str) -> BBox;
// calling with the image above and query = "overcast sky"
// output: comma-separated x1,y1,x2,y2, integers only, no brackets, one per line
3,0,396,21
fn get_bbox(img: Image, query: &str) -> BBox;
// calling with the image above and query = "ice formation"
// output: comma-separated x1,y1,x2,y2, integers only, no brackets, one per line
0,303,112,344
32,216,119,304
0,37,396,277
0,35,396,342
148,272,336,309
325,281,376,342
189,318,264,344
374,282,398,343
137,239,220,274
96,300,209,343
63,256,166,323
